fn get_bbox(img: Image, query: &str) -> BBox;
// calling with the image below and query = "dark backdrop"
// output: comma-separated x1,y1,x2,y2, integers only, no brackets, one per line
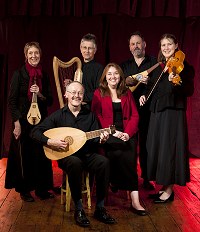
0,0,200,157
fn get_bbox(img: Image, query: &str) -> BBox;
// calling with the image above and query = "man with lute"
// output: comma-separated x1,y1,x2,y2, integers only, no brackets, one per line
31,81,116,227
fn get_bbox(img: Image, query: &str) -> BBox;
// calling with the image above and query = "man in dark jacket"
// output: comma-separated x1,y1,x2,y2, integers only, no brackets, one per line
121,31,158,190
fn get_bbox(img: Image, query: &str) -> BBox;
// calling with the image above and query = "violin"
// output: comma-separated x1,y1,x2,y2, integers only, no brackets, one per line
165,50,185,85
145,50,185,103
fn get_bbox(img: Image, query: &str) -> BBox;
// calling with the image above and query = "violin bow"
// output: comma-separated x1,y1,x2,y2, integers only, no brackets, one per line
146,66,168,101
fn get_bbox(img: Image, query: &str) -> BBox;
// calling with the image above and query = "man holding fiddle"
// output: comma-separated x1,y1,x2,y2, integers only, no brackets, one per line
31,81,116,227
121,31,159,190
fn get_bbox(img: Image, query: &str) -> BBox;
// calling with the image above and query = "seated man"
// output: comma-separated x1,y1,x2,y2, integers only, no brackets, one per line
31,81,115,227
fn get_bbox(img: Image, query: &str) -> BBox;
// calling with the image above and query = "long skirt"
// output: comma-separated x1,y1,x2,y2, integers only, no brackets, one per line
5,120,53,193
147,108,190,186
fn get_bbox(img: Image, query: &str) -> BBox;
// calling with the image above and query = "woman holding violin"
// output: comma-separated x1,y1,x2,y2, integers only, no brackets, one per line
139,33,194,203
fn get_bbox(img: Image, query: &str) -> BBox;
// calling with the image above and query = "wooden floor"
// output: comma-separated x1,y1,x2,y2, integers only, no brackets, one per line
0,156,200,232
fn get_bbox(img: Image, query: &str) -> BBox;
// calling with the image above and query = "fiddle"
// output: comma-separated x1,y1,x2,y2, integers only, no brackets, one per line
165,50,185,85
144,50,185,103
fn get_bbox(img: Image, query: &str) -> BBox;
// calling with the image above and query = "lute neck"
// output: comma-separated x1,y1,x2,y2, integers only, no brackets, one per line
85,128,111,140
32,92,38,103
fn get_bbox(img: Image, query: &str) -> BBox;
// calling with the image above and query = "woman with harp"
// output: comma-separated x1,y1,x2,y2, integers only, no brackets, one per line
139,34,194,203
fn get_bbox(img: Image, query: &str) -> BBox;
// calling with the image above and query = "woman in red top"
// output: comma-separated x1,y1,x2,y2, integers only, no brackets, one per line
91,63,147,216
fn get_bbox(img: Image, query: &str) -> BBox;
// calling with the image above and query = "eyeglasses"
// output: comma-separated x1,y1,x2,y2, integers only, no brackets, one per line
66,90,84,96
81,46,95,52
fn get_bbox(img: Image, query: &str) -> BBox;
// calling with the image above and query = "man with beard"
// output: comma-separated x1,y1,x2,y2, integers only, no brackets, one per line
121,31,158,190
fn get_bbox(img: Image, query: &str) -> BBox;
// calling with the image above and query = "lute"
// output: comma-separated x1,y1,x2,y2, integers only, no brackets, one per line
27,79,41,125
43,125,116,160
126,62,160,92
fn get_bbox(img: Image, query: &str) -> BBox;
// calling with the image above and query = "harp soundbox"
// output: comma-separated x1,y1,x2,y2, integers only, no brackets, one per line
53,56,83,108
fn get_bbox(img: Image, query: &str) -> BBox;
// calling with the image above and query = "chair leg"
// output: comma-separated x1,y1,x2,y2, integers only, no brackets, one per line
127,191,130,200
85,172,91,209
66,175,71,212
61,188,64,205
62,172,91,212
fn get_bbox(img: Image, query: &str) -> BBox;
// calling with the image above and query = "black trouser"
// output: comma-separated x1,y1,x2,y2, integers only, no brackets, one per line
58,153,109,203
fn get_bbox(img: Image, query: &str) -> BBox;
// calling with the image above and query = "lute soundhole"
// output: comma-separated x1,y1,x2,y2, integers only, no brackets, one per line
64,136,74,145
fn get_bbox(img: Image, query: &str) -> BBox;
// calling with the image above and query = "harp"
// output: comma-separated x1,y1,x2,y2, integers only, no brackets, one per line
53,56,83,108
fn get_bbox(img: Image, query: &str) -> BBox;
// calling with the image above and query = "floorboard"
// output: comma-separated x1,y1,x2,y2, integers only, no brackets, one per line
0,156,200,232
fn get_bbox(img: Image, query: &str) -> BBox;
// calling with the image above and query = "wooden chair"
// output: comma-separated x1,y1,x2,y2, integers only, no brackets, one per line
60,171,91,212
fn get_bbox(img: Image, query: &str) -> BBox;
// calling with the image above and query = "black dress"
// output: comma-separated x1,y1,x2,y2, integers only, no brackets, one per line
5,65,54,193
104,102,138,191
146,61,194,186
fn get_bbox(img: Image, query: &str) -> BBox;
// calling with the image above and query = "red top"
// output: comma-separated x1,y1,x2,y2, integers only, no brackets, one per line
91,88,139,137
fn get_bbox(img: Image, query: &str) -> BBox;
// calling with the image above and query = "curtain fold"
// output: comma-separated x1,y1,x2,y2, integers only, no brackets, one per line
0,1,200,157
0,0,200,18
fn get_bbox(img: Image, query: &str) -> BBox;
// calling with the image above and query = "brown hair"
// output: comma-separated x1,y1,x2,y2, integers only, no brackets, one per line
99,63,128,97
158,33,179,63
128,31,145,44
24,41,42,62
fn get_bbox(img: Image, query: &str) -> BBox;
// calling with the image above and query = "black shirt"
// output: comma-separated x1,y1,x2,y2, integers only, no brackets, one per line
31,105,100,156
82,59,104,104
146,61,194,112
112,102,123,131
121,55,158,108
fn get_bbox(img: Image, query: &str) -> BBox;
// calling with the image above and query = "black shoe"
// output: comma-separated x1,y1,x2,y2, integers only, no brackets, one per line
74,209,90,227
35,191,54,200
154,192,174,203
52,186,62,194
20,192,35,202
130,205,148,216
94,207,116,224
148,192,163,199
143,180,155,190
110,184,118,193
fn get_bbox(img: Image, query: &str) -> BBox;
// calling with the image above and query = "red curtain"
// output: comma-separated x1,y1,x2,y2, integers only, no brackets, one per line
0,0,200,18
0,0,200,157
